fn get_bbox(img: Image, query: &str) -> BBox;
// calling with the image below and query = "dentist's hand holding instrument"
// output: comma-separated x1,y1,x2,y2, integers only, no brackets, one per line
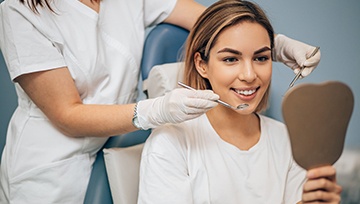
273,34,321,77
136,88,219,130
178,82,249,110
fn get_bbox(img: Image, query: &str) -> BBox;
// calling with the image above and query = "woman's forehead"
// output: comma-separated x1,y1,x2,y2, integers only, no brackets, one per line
211,22,271,53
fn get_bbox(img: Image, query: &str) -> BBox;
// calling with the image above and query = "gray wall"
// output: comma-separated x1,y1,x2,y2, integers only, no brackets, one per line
198,2,360,200
197,0,360,148
1,1,359,154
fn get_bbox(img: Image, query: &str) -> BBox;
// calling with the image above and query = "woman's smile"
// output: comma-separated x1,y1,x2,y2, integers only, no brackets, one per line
231,86,260,101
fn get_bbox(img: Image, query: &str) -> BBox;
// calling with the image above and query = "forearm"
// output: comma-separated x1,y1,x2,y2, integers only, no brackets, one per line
16,67,138,138
16,66,218,137
55,103,137,137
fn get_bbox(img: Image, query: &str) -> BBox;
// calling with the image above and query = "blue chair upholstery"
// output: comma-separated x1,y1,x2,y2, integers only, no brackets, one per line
140,23,189,81
83,23,189,204
83,130,151,204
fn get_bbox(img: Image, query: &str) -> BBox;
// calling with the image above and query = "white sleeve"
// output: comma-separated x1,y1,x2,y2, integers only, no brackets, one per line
284,158,307,203
143,0,177,27
0,2,65,81
138,125,193,204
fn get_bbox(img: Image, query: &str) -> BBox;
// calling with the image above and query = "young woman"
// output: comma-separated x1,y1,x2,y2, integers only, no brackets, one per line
0,0,321,202
138,1,341,203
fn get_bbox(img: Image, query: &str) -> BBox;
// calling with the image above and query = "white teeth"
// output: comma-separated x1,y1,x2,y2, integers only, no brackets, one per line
235,89,256,96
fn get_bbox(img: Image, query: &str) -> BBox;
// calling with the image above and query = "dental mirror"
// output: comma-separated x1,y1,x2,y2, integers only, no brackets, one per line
282,81,354,170
178,81,249,110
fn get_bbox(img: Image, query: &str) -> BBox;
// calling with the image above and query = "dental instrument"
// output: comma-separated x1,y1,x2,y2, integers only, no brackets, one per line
178,81,249,110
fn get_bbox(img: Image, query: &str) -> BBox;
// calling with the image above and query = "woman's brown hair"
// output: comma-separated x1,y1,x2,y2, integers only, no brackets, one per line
183,0,274,112
19,0,53,13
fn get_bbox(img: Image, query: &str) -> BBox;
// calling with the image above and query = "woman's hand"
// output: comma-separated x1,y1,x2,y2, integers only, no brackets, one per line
301,165,342,203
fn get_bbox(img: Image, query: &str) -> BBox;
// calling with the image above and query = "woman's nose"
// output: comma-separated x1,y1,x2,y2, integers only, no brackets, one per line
238,61,257,82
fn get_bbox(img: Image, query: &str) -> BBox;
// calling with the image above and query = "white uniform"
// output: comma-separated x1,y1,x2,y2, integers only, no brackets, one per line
0,0,176,202
139,114,306,204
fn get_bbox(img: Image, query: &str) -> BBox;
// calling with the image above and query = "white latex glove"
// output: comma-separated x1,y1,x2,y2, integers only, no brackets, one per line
137,88,219,130
273,34,321,77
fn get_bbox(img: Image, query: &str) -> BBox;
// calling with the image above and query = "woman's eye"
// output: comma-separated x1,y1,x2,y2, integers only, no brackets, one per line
254,56,269,62
223,57,238,63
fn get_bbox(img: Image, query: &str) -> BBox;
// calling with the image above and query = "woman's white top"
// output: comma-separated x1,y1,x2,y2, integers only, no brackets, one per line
139,114,306,204
0,0,176,202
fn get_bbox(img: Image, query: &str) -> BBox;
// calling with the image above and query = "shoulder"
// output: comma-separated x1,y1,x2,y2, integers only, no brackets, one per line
150,114,205,140
142,0,177,26
1,0,29,24
259,115,300,170
259,114,291,147
260,114,287,132
1,0,43,20
142,118,197,156
143,0,177,10
0,0,58,38
1,0,19,11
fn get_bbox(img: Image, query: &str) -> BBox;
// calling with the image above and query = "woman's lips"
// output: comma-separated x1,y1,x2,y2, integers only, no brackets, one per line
231,86,260,101
235,89,256,95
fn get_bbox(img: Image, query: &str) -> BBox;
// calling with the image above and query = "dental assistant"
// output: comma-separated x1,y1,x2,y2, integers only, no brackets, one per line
0,0,321,203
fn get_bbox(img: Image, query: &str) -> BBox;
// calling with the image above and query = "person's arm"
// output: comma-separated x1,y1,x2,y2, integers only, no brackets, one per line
16,67,219,138
284,158,307,203
3,0,219,139
16,67,137,137
163,0,205,31
299,166,342,203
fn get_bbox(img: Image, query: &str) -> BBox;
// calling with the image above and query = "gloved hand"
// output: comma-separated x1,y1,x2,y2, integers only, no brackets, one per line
273,34,321,77
137,88,219,130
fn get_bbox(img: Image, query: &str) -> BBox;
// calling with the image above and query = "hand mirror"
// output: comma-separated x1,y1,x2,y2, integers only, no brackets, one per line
282,81,354,170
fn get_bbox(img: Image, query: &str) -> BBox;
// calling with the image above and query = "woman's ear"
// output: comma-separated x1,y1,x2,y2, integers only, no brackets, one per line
194,52,208,78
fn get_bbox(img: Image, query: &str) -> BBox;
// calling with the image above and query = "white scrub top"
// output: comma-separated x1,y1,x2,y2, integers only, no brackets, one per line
0,0,176,203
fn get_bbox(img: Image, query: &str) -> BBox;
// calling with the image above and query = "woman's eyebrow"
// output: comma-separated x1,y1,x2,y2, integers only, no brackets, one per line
217,48,241,55
217,46,271,55
254,46,271,55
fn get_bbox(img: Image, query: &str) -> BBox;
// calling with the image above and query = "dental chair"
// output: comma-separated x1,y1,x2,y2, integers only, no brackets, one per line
83,23,189,204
